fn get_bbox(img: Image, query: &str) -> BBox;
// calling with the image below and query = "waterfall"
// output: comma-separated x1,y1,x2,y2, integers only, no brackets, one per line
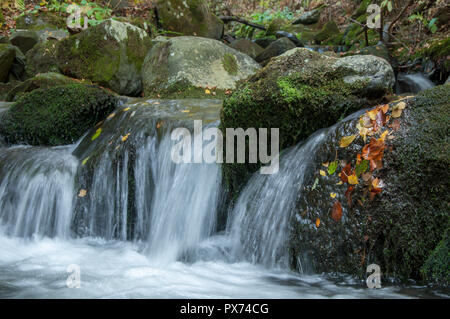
396,72,435,94
0,146,78,238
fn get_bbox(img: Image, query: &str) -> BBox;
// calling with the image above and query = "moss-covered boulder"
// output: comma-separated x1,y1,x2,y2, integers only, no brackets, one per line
142,36,260,98
291,84,450,282
421,230,449,287
221,48,394,198
229,38,264,59
0,84,118,146
314,21,341,44
9,30,40,54
15,11,68,41
156,0,224,40
6,72,88,102
25,40,59,77
0,44,16,82
56,19,152,96
266,18,289,36
255,37,296,65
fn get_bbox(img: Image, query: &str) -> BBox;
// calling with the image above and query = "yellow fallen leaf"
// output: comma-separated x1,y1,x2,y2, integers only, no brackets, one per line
379,130,389,142
391,108,403,118
322,162,329,167
397,101,406,110
82,157,90,165
340,134,357,148
315,218,320,228
320,170,326,176
107,113,115,120
336,181,343,185
348,174,359,185
181,110,190,113
205,89,211,94
122,133,131,142
78,189,87,198
330,192,337,198
123,107,131,112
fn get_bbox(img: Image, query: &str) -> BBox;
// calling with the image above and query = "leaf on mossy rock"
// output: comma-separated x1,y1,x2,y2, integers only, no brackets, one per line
355,159,369,177
328,160,338,175
320,170,326,176
339,134,357,148
348,174,358,185
331,201,343,222
91,128,102,141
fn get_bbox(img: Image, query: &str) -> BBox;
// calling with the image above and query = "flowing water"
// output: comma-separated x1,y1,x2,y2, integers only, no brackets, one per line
0,99,446,298
396,72,435,94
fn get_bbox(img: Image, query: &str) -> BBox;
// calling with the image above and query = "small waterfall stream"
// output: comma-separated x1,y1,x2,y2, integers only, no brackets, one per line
0,99,442,298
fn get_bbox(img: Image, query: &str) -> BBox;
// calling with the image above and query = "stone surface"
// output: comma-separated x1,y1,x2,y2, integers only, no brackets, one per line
229,38,263,59
0,84,118,146
25,40,60,77
9,30,40,54
142,36,260,97
255,37,297,65
56,19,152,96
156,0,224,40
291,84,450,282
0,44,16,83
221,48,394,198
292,7,323,25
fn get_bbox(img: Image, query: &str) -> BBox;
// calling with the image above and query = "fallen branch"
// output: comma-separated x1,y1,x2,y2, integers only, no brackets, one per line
218,16,266,31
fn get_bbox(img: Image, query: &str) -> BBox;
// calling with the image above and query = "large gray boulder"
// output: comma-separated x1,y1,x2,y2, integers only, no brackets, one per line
0,44,16,83
56,19,152,96
333,54,395,96
142,36,261,97
156,0,224,40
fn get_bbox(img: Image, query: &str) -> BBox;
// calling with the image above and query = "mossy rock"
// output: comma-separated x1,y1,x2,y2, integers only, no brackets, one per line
254,37,296,65
421,229,449,287
156,0,224,40
229,38,264,59
0,84,118,146
291,84,450,282
418,37,450,83
0,44,16,83
25,40,59,77
141,36,260,98
266,18,289,36
221,48,395,200
292,6,324,25
351,0,372,19
56,19,152,96
314,21,341,44
6,72,89,102
15,11,67,31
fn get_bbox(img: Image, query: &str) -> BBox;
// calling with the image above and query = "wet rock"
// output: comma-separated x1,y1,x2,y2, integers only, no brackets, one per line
0,84,118,146
221,48,394,197
252,37,277,49
291,84,450,282
142,36,260,98
275,31,304,47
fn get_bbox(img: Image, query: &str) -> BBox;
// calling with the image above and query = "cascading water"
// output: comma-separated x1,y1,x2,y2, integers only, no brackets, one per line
396,72,435,94
0,99,441,298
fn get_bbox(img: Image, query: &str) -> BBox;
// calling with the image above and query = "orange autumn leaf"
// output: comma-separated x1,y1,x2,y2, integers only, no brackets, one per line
345,186,354,206
331,201,343,222
348,174,359,185
340,163,352,183
315,218,320,228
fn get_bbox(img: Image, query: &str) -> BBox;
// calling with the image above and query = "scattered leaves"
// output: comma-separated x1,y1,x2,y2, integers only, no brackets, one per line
328,161,338,175
339,134,357,148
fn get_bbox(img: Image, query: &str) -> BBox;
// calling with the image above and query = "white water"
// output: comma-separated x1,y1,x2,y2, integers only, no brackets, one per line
0,99,444,298
396,73,435,94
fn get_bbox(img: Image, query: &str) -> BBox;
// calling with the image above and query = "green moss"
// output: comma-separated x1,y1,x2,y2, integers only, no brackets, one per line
0,84,118,146
145,80,227,99
221,49,376,198
222,53,238,76
421,230,449,286
314,21,340,43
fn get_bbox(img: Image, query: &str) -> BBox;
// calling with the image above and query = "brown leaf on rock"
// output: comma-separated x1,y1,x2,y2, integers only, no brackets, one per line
340,163,352,183
331,201,343,222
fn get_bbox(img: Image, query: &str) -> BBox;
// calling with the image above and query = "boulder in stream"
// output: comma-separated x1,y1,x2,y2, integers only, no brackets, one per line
0,84,118,146
56,19,152,96
221,47,395,198
291,84,450,283
0,44,16,82
142,36,261,98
